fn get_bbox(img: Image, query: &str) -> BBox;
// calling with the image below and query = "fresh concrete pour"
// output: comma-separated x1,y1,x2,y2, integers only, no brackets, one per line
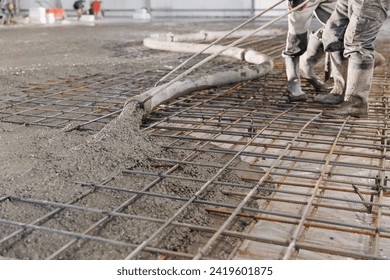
1,18,390,259
0,19,277,259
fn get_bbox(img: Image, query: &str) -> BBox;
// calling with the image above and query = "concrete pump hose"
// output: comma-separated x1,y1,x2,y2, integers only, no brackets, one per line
154,0,286,86
132,62,273,115
143,38,246,61
149,0,311,97
125,0,311,116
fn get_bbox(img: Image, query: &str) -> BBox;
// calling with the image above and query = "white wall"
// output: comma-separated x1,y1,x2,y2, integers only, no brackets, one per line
151,0,252,17
255,0,287,16
19,0,145,10
152,0,251,9
150,0,287,17
18,0,287,17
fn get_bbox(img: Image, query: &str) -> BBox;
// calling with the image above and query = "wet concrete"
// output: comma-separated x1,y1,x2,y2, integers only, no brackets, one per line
1,16,390,260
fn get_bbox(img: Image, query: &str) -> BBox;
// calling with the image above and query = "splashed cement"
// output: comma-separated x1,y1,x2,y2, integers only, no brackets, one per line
0,101,264,259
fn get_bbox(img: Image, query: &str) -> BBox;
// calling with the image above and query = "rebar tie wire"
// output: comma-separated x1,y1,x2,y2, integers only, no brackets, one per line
141,0,311,105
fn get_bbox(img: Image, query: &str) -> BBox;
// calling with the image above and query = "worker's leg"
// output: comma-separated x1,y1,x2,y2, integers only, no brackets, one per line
299,29,327,91
324,0,389,117
300,0,339,92
283,1,320,101
77,9,82,19
314,50,347,104
323,0,387,66
322,0,349,53
312,0,337,25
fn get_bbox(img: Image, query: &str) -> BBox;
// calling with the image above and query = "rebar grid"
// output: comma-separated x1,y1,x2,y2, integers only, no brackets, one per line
0,59,203,131
1,37,390,260
0,35,283,131
136,57,390,259
0,71,147,130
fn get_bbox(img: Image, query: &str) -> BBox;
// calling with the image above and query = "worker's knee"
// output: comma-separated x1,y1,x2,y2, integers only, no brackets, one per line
283,32,308,57
347,51,375,70
322,31,344,52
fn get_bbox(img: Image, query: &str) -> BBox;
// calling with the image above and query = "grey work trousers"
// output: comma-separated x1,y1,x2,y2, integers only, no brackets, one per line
283,0,337,57
322,0,388,103
322,0,389,63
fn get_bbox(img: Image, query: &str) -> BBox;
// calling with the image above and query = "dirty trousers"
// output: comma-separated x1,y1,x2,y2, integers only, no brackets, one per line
322,0,389,58
322,0,389,102
284,0,337,56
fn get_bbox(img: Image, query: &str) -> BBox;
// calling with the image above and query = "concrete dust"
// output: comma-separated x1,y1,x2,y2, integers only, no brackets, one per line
0,102,156,199
0,19,283,259
0,94,259,260
4,18,389,260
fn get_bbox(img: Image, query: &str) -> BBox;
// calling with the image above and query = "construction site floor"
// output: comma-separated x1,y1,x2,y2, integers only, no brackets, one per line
1,17,390,260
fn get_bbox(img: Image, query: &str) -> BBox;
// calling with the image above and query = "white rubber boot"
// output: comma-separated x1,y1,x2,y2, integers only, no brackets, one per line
314,51,347,104
285,56,307,102
324,55,373,118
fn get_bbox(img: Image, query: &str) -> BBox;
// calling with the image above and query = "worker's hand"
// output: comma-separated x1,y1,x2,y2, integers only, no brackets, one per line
288,0,309,11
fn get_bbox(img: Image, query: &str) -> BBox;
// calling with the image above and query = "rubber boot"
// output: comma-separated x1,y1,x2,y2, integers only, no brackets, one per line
314,51,347,104
300,32,326,91
323,55,373,118
285,56,307,102
323,96,368,118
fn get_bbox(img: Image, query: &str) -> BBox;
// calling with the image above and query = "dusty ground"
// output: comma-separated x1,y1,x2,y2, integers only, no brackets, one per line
0,17,271,259
0,18,266,93
2,16,389,260
0,17,270,191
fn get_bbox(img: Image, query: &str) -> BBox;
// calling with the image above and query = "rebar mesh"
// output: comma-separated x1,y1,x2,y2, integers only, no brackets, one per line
1,35,389,260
